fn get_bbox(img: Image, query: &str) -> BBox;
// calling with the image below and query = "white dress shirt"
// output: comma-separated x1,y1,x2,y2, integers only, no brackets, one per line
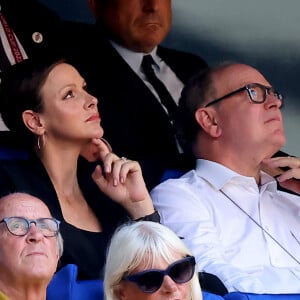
151,159,300,293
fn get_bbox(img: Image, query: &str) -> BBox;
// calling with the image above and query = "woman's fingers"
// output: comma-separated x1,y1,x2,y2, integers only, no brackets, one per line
80,137,113,162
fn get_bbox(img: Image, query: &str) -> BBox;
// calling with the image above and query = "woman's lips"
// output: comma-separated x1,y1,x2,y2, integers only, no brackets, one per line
86,113,100,122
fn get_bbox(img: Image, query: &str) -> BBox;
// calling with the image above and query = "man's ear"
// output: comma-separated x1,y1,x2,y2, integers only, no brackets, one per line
22,110,45,135
195,108,222,137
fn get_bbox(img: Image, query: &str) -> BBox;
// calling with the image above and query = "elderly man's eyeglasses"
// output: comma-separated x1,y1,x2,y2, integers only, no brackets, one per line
204,83,283,107
122,256,195,293
0,217,60,237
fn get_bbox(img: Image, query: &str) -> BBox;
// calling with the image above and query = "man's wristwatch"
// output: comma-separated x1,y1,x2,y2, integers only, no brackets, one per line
133,210,160,223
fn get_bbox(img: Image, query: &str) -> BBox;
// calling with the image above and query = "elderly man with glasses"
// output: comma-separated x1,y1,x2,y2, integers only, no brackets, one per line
0,192,63,300
151,62,300,294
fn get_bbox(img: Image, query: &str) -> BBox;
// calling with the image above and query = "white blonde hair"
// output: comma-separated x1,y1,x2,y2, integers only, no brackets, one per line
104,221,202,300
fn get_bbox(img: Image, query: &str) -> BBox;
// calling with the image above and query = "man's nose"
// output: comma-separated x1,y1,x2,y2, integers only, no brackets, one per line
26,223,44,242
143,0,160,12
264,93,283,109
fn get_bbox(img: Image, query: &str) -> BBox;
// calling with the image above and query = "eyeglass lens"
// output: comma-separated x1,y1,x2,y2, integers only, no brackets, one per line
1,217,59,237
247,84,283,103
125,256,195,293
247,85,264,102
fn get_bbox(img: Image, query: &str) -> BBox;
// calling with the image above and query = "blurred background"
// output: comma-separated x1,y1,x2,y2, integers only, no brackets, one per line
39,0,300,156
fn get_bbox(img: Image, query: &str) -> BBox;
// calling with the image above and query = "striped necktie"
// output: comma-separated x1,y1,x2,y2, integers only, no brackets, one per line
0,10,26,72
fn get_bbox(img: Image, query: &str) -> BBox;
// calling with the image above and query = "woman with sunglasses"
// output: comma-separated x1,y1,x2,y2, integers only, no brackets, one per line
104,221,202,300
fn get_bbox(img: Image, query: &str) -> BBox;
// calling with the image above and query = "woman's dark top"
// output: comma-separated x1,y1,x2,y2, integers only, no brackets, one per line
0,153,128,279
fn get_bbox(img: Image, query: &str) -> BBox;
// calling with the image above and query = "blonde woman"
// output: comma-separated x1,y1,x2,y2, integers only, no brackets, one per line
104,221,202,300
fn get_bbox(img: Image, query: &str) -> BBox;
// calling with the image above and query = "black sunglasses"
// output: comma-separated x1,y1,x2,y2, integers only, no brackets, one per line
122,256,196,293
204,83,283,107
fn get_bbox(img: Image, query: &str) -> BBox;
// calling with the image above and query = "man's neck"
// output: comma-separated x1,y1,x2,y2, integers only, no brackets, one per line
0,285,46,300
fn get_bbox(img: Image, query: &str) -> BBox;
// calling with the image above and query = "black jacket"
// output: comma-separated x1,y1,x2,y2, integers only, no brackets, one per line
0,0,64,69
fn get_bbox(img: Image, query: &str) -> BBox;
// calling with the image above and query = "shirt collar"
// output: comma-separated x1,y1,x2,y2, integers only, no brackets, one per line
195,159,277,191
109,40,159,73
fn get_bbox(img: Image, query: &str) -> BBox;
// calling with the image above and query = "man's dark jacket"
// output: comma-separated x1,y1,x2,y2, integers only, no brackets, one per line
0,0,63,67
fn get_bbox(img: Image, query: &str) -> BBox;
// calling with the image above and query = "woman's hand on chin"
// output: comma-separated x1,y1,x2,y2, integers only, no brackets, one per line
91,155,154,218
80,137,112,162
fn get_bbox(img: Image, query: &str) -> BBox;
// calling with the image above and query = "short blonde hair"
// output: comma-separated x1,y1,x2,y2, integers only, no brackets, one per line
104,221,202,300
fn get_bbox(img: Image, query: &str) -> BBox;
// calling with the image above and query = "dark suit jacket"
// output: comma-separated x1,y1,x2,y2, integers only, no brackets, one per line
0,0,64,69
70,27,208,189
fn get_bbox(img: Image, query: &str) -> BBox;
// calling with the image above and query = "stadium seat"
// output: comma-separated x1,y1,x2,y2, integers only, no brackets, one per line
47,264,104,300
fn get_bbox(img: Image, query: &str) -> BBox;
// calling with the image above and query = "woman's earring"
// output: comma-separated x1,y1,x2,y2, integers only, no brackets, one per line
100,137,113,153
37,134,45,150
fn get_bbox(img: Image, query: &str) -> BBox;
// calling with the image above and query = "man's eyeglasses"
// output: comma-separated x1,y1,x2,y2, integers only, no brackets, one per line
122,256,195,293
204,83,283,107
0,217,60,237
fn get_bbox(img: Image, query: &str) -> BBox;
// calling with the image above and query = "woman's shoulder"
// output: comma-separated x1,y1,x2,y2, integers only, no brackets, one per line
0,156,54,198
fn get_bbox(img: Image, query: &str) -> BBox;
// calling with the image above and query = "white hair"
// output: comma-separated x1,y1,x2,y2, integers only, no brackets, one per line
104,221,202,300
56,232,64,258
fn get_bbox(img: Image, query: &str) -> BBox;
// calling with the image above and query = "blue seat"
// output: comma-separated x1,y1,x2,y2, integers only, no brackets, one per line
160,168,184,182
224,292,300,300
0,147,28,159
203,291,226,300
47,264,104,300
0,131,28,159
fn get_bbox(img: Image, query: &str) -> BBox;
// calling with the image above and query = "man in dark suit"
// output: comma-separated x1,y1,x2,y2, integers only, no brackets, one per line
71,0,208,189
0,0,63,72
0,0,65,142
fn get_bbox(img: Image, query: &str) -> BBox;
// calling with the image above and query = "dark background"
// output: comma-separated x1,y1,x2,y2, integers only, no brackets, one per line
39,0,300,155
